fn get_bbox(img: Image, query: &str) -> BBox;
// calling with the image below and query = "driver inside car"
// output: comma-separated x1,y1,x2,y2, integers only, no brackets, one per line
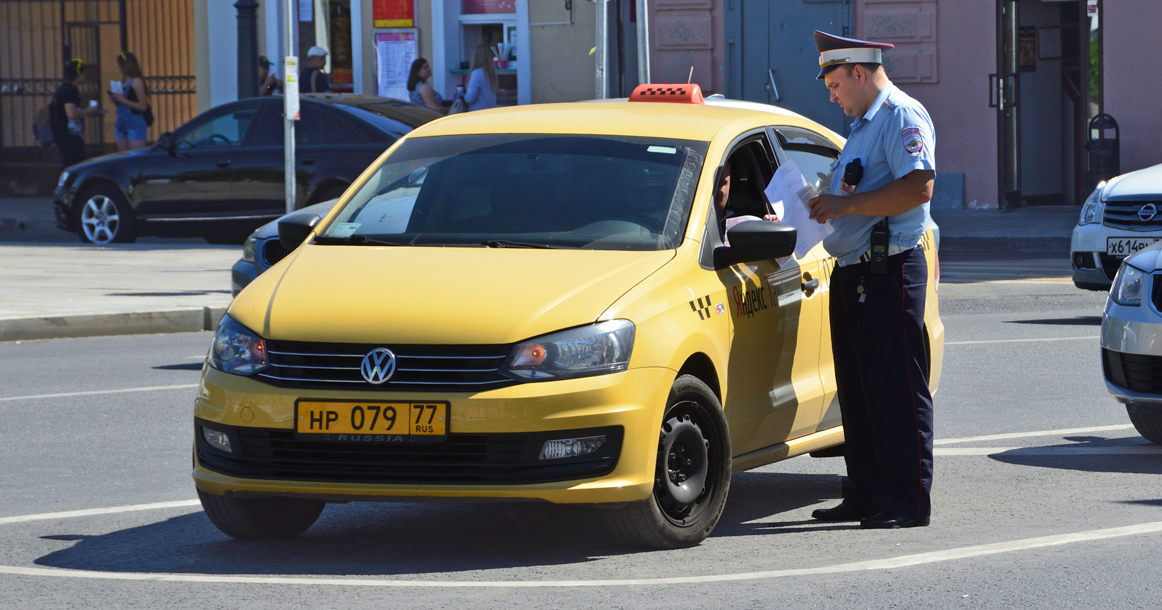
717,147,780,244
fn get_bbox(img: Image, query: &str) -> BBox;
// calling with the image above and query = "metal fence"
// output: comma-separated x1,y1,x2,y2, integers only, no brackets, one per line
0,0,196,193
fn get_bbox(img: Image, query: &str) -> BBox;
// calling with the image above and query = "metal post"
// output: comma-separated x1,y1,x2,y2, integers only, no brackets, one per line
635,0,649,85
595,0,608,99
118,0,128,51
236,0,260,99
284,0,298,214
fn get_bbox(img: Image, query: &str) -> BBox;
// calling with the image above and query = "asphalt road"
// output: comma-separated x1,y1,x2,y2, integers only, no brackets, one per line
1,271,1160,609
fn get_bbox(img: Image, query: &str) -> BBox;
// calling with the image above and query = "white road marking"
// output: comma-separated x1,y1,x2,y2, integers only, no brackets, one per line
935,424,1135,445
936,446,1162,456
0,521,1159,587
0,500,201,526
946,336,1098,346
0,384,198,403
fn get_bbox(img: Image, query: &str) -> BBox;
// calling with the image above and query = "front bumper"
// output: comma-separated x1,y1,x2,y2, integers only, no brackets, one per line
1102,286,1162,408
193,365,674,504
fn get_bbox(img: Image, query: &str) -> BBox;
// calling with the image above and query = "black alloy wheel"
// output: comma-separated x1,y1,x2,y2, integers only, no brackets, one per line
609,374,731,549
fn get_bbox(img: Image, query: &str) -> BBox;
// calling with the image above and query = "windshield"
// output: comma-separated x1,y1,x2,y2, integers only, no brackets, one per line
318,134,707,250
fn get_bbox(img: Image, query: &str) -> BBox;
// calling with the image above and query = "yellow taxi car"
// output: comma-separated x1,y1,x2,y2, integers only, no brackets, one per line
194,85,944,549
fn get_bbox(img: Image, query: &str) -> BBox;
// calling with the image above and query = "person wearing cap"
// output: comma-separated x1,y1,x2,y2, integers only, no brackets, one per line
302,46,331,93
805,31,936,530
258,56,281,96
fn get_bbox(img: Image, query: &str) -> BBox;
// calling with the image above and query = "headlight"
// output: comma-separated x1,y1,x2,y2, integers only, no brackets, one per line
241,235,258,263
208,315,269,375
57,171,69,188
1110,263,1147,306
1078,181,1107,226
501,320,635,381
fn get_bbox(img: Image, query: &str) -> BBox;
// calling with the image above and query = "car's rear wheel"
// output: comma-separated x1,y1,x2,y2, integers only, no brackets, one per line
1128,407,1162,444
609,374,731,549
77,186,135,244
198,490,324,540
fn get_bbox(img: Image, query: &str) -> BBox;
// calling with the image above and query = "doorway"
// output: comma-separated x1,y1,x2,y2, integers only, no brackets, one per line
724,0,853,137
993,0,1100,209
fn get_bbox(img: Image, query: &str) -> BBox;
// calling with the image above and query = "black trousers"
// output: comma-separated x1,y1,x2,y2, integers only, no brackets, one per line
829,247,934,522
57,135,85,169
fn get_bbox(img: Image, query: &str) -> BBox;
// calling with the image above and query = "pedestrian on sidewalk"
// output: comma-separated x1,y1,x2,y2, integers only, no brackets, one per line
258,56,281,96
804,31,937,530
51,58,102,169
301,46,331,93
462,44,497,112
406,58,444,112
108,52,151,150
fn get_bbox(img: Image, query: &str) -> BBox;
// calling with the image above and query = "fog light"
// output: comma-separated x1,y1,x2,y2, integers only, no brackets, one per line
203,428,233,453
539,435,606,460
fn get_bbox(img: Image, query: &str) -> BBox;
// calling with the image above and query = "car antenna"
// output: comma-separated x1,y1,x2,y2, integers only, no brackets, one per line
687,66,694,84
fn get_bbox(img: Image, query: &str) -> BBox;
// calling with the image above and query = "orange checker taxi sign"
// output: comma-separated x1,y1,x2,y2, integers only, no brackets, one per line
193,84,944,549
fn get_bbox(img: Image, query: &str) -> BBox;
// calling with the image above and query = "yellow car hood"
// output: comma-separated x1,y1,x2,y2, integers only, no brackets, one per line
229,245,675,344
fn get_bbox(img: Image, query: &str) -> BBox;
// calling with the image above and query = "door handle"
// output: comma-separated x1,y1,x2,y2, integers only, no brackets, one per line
766,69,781,102
300,158,316,166
802,278,820,292
988,74,999,108
216,160,230,168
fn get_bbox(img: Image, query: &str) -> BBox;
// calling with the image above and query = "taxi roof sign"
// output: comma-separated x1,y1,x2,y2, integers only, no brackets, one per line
629,84,705,105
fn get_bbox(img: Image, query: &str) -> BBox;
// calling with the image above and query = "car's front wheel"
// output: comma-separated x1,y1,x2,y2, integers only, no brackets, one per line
1128,406,1162,444
198,490,325,540
77,186,136,244
609,374,731,549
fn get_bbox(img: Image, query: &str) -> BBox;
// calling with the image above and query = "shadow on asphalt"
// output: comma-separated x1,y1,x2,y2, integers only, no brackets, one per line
32,471,842,575
990,436,1162,476
1006,316,1103,326
153,363,205,371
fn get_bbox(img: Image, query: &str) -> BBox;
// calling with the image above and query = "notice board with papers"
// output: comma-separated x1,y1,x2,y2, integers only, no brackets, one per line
375,29,418,101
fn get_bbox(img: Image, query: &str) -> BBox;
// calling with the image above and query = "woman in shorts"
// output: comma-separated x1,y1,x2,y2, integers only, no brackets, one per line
108,52,150,150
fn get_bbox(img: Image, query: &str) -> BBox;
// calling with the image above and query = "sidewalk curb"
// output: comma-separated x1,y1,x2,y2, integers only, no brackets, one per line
0,307,228,342
938,236,1070,255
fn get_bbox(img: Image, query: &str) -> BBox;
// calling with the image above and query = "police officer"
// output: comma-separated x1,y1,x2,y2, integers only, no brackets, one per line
805,32,936,529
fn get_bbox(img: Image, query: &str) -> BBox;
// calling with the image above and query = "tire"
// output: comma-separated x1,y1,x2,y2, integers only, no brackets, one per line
198,489,324,540
77,185,136,244
608,374,731,549
1128,407,1162,444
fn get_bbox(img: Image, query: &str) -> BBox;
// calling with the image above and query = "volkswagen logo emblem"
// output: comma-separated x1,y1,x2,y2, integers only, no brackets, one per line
360,348,396,384
1139,203,1159,222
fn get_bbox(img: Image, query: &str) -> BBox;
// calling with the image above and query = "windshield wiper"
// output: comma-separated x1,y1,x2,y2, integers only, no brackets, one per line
316,234,408,246
481,239,559,249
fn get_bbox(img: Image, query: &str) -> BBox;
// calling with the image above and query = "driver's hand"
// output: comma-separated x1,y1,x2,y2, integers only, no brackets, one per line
762,213,779,222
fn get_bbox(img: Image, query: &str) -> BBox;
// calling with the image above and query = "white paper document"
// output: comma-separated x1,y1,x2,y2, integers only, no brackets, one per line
109,80,123,95
764,157,833,259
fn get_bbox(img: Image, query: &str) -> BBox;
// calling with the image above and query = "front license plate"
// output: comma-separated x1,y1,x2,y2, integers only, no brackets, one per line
1107,237,1162,256
295,400,448,441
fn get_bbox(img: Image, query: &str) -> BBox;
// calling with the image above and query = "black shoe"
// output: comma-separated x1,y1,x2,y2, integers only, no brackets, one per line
811,502,875,522
859,511,930,529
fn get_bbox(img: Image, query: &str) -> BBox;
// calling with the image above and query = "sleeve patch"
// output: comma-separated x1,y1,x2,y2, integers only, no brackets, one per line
901,127,925,156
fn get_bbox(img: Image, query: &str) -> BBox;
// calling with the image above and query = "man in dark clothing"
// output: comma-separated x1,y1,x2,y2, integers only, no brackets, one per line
300,46,331,93
51,58,101,169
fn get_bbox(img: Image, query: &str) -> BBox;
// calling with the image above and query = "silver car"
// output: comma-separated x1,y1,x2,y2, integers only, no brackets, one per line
1102,241,1162,443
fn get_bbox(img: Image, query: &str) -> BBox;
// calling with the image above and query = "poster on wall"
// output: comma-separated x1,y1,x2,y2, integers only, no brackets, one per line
1018,26,1037,72
375,30,418,100
373,0,413,28
463,0,516,14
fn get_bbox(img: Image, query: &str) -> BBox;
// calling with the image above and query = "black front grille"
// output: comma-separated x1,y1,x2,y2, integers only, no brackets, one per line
1102,200,1162,231
1103,348,1162,394
1100,253,1124,280
261,239,291,267
256,340,517,393
196,419,623,485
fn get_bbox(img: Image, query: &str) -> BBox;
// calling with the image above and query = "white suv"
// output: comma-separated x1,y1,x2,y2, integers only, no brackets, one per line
1071,163,1162,291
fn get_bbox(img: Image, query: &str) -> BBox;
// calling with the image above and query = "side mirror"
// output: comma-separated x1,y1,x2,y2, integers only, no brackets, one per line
713,221,797,269
278,213,321,251
156,132,174,155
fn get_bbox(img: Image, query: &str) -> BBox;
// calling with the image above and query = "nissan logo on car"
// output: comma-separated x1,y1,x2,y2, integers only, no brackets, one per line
360,348,397,384
1139,203,1158,222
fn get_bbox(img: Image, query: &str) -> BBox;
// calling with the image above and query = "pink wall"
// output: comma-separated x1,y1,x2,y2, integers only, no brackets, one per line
857,0,999,208
1104,0,1162,174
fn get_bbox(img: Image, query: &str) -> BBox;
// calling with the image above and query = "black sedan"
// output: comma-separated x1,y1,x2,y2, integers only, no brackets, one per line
53,94,440,244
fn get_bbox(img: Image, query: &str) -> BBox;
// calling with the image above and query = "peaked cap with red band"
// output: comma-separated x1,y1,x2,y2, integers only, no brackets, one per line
814,31,894,79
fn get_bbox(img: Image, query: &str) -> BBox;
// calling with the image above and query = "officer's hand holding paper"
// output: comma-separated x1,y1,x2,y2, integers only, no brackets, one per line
764,158,833,258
